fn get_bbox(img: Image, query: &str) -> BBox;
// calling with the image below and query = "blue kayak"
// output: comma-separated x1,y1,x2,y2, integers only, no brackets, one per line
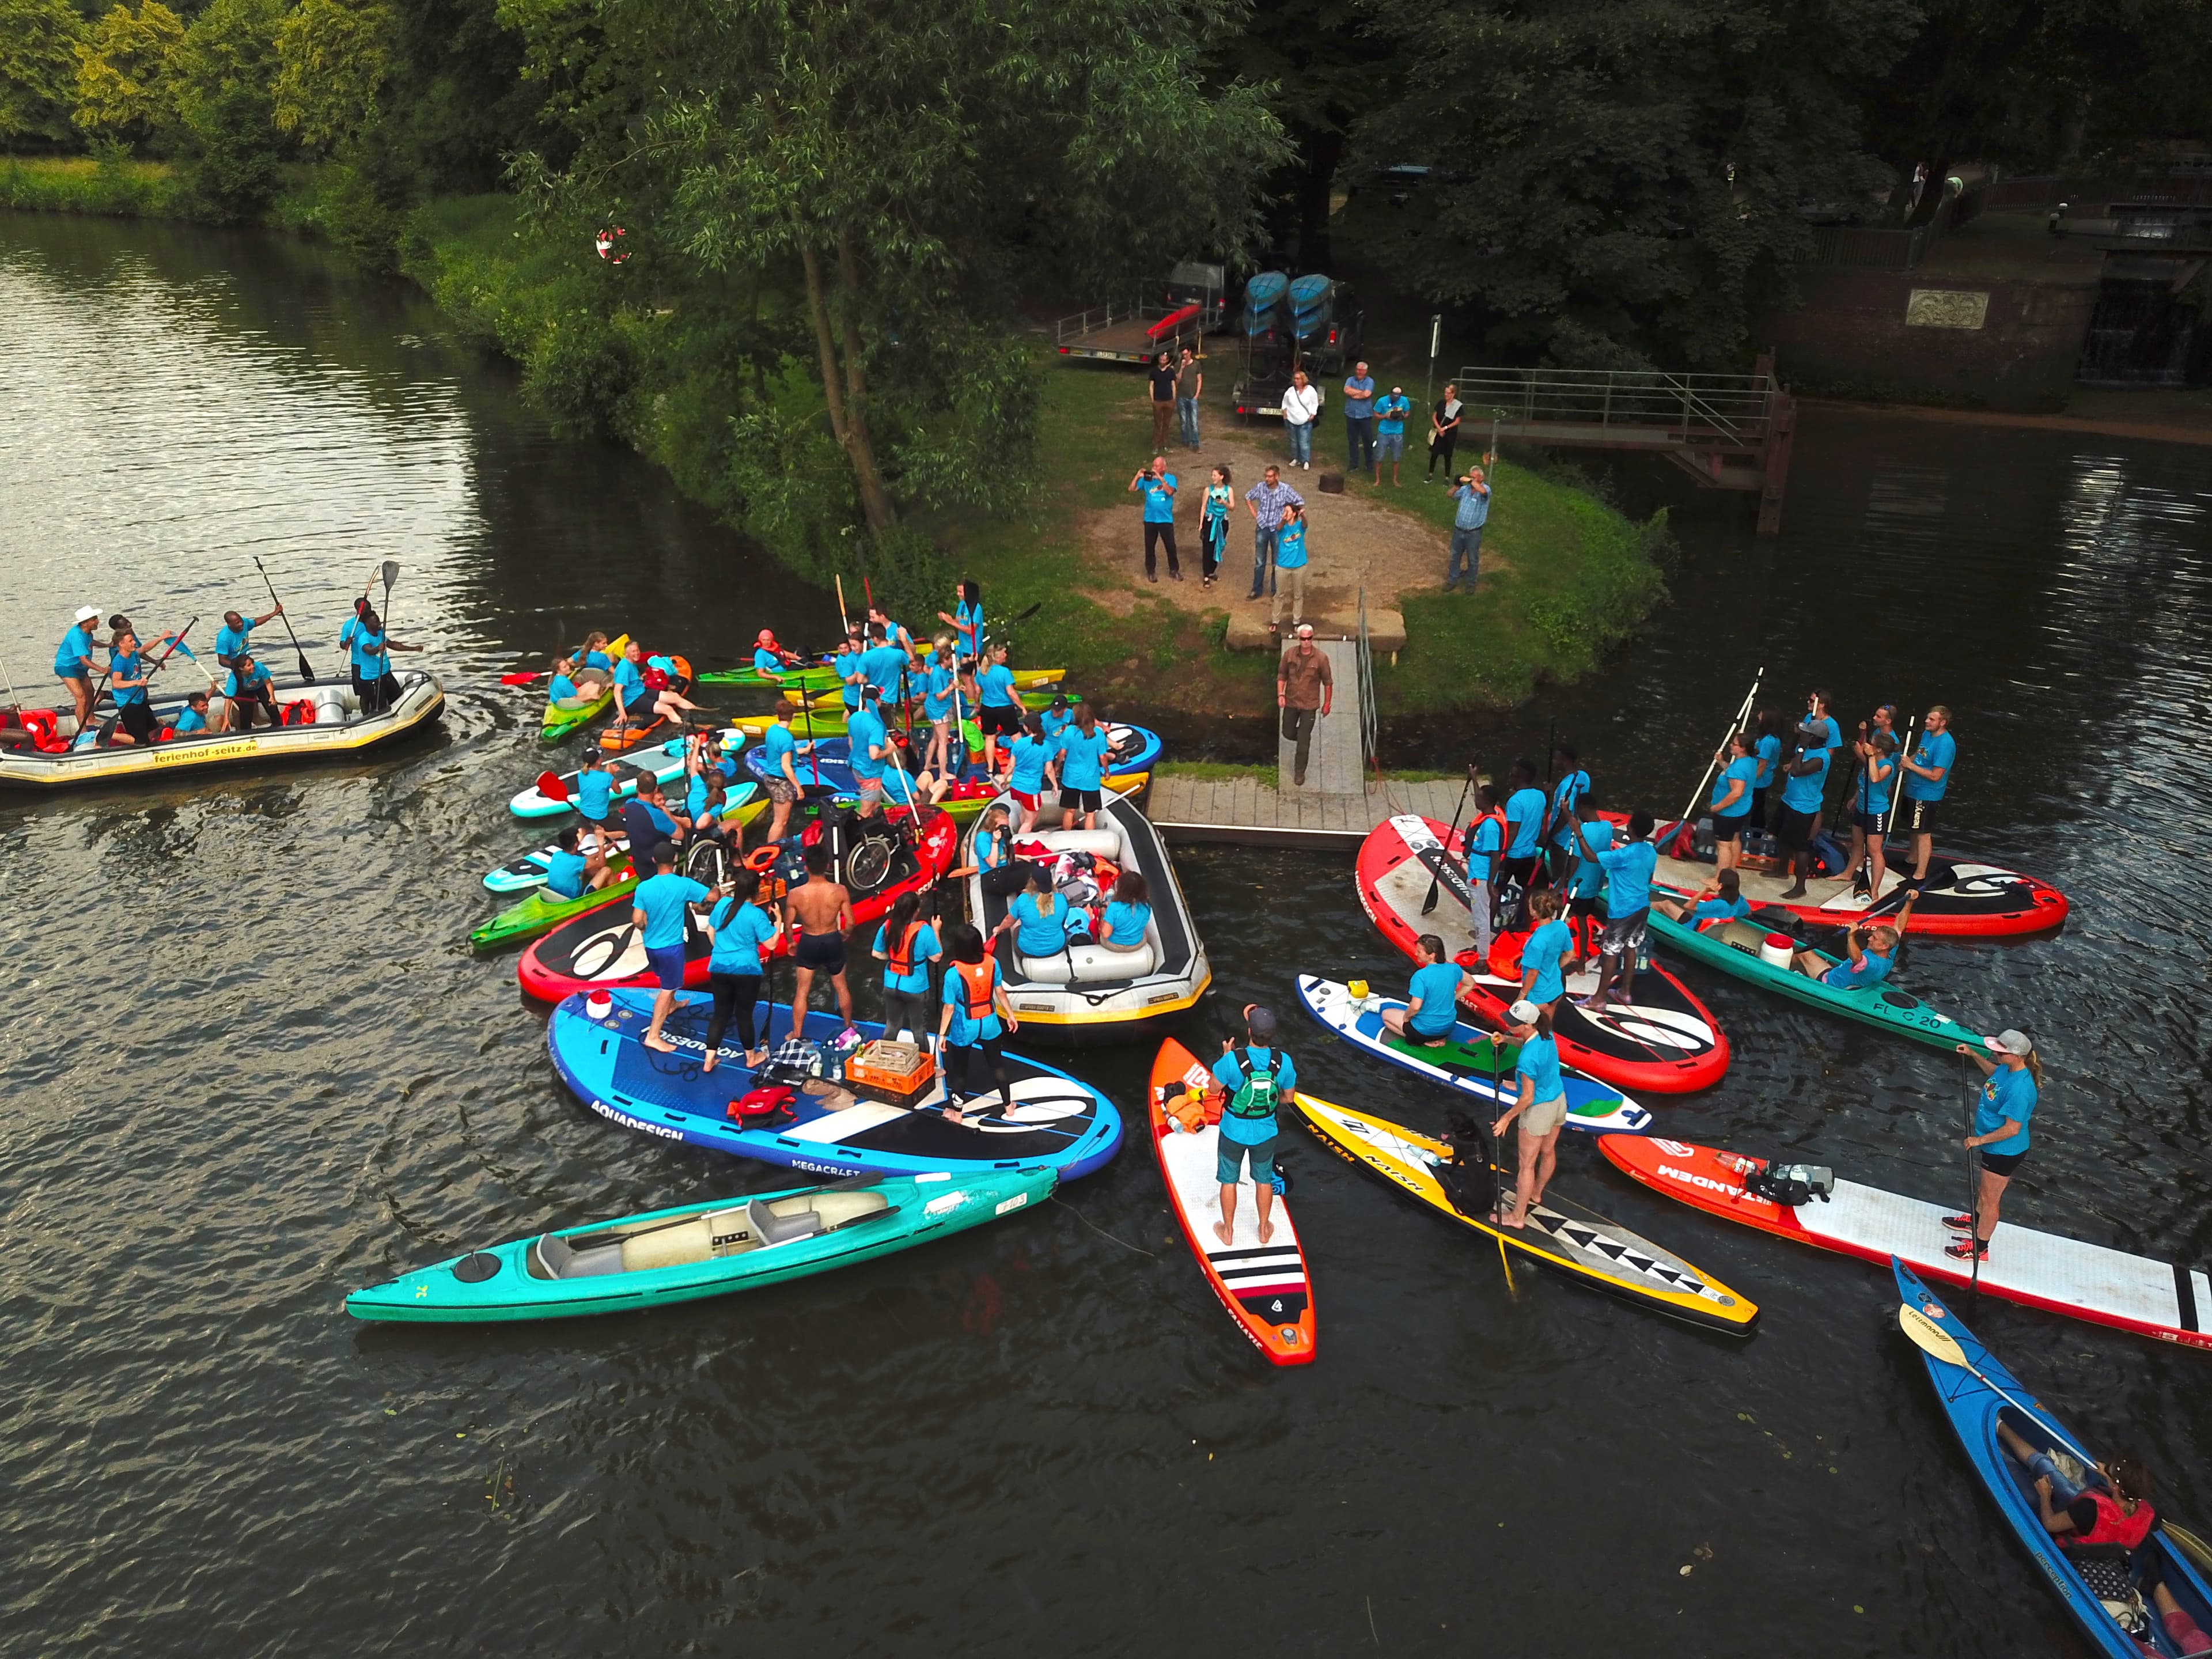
1894,1259,2212,1657
548,991,1125,1181
1245,270,1287,310
745,722,1161,797
1288,273,1332,314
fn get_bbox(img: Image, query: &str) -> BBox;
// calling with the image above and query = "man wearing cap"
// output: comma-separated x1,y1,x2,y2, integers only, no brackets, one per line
54,606,107,728
1210,1004,1296,1247
1490,1001,1568,1228
1278,624,1334,790
215,604,282,671
1949,1028,2040,1263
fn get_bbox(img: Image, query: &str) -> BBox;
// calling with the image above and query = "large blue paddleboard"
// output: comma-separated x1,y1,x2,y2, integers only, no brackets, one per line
548,991,1124,1181
1295,975,1653,1134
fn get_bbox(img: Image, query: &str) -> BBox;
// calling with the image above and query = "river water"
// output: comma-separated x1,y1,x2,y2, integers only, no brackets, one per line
4,211,2211,1658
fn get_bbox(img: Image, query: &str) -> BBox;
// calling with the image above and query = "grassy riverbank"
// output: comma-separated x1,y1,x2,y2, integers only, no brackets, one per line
2,172,1675,714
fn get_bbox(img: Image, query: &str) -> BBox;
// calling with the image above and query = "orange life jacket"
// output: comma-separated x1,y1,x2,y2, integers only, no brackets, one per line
2069,1489,2156,1552
888,921,925,977
951,957,997,1022
1465,808,1507,870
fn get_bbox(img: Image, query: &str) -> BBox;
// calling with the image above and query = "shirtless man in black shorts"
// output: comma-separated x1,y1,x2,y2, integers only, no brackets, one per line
786,842,858,1043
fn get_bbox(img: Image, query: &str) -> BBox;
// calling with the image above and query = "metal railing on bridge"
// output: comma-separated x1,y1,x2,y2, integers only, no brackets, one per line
1452,366,1779,449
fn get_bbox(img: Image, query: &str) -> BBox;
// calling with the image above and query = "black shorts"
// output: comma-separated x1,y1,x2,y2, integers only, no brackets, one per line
1979,1146,2027,1177
794,931,847,974
1774,806,1818,851
118,700,156,741
978,703,1021,736
1060,787,1103,813
1501,854,1540,891
1902,797,1938,835
1852,808,1889,836
1711,811,1749,844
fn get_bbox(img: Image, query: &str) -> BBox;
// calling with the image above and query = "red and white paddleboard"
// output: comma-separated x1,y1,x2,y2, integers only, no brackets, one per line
1613,812,2069,938
1355,815,1729,1094
1600,1134,2212,1353
1149,1039,1316,1365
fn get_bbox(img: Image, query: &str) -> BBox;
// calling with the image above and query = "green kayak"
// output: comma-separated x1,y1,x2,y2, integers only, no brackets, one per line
1648,908,1986,1050
345,1167,1057,1323
469,862,635,950
539,630,630,743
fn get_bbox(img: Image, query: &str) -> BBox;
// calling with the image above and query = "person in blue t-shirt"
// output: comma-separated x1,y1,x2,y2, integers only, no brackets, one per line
631,846,711,1051
1838,725,1897,901
1707,730,1760,873
1488,999,1567,1228
349,605,419,715
1098,871,1154,955
621,777,685,871
861,624,910,704
574,747,617,852
1003,712,1055,834
1793,923,1898,991
935,922,1018,1122
999,864,1080,963
1949,1028,2040,1262
974,642,1020,772
1541,743,1592,883
1774,713,1836,900
1516,889,1577,1013
1898,705,1956,888
870,889,941,1046
919,646,960,776
1039,695,1074,747
1371,384,1412,484
703,869,783,1070
1749,710,1783,832
844,691,891,817
224,652,282,731
547,660,583,706
1128,455,1181,582
1055,706,1113,831
756,706,804,844
1383,934,1465,1046
543,824,613,902
936,579,985,662
214,605,281,669
1656,866,1749,926
1462,783,1506,963
1210,1003,1296,1246
1500,759,1548,923
173,691,211,736
53,604,107,728
1569,808,1658,1009
1562,798,1615,972
1341,362,1376,472
1270,502,1310,631
833,635,868,713
102,628,166,746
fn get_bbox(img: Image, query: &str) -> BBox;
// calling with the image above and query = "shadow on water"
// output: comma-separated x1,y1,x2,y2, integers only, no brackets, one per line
3,209,2211,1657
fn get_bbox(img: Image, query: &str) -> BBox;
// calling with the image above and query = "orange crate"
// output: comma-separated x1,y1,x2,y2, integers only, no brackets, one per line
845,1040,935,1096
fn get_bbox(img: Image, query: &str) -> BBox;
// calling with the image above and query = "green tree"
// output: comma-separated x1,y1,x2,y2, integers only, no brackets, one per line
272,0,395,152
73,0,187,146
518,0,1285,536
0,0,86,148
1347,0,1915,369
176,0,287,218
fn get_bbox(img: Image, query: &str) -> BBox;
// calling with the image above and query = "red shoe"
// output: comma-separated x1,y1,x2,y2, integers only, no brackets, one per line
1944,1237,1988,1262
1941,1213,1974,1231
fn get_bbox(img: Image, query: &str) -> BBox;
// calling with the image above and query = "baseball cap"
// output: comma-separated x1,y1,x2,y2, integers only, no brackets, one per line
1245,1003,1278,1039
1985,1029,2035,1056
1508,999,1543,1025
74,605,99,623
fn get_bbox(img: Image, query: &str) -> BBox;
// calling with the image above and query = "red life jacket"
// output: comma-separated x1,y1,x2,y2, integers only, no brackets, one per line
950,957,996,1022
2069,1489,2155,1552
643,665,670,692
888,921,924,977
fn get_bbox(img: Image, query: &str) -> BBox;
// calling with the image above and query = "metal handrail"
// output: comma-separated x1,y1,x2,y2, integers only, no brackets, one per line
1356,586,1380,785
1449,367,1779,449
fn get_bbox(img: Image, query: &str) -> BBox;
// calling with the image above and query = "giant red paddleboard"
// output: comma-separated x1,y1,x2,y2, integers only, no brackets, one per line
1149,1039,1316,1365
1355,815,1729,1094
1600,1134,2212,1353
517,806,958,1001
1613,811,2068,938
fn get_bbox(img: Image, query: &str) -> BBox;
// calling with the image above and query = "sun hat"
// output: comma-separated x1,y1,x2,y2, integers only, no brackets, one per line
74,605,99,623
1985,1029,2035,1056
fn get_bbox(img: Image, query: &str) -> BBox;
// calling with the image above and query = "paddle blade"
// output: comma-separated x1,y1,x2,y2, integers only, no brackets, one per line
535,769,570,804
2165,1522,2212,1577
1420,876,1442,915
1897,1300,1967,1368
381,559,400,590
500,672,543,687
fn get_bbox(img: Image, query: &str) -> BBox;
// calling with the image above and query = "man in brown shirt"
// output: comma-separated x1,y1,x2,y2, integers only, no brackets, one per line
1278,623,1334,789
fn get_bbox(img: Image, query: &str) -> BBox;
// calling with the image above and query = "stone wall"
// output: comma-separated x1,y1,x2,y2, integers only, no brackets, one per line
1755,268,2101,409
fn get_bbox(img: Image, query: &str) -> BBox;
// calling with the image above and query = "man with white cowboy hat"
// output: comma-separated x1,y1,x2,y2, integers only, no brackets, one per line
53,605,107,729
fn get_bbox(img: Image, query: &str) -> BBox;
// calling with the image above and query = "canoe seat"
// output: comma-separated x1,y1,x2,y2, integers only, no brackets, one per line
619,1217,717,1272
529,1232,625,1279
749,1198,825,1246
1017,938,1158,983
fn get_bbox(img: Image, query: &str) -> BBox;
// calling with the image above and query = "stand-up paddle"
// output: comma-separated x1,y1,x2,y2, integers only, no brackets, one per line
0,644,22,717
1484,1041,1516,1297
1669,666,1764,856
1896,1300,2096,1457
534,769,570,805
252,556,314,681
1961,1050,1982,1293
1422,765,1475,916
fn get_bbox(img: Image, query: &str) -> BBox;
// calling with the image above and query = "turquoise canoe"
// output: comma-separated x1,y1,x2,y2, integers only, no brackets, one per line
1648,909,1985,1050
345,1168,1056,1323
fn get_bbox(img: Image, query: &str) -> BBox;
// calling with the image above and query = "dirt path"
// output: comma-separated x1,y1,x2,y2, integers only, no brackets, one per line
1078,422,1484,627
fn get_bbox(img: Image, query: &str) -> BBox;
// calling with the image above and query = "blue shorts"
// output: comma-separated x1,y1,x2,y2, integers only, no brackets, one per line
1376,431,1406,461
646,944,688,991
1217,1131,1278,1185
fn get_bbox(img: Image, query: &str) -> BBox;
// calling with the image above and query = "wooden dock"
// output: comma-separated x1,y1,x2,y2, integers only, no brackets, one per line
1149,772,1467,851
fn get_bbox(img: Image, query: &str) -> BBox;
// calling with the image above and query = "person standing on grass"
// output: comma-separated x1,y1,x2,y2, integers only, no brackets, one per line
1128,454,1181,584
1176,346,1203,450
1271,502,1311,632
1373,384,1412,485
1278,623,1333,789
1200,465,1233,589
1342,360,1376,474
1148,351,1177,452
1444,457,1495,593
1282,370,1321,470
1245,465,1303,603
1427,384,1463,480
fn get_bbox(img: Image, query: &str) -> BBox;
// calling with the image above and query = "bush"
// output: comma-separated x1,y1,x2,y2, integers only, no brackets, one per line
181,82,283,220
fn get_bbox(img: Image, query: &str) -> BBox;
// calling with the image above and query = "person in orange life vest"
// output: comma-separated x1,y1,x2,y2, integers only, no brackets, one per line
1996,1420,2158,1562
934,922,1018,1123
872,889,941,1047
